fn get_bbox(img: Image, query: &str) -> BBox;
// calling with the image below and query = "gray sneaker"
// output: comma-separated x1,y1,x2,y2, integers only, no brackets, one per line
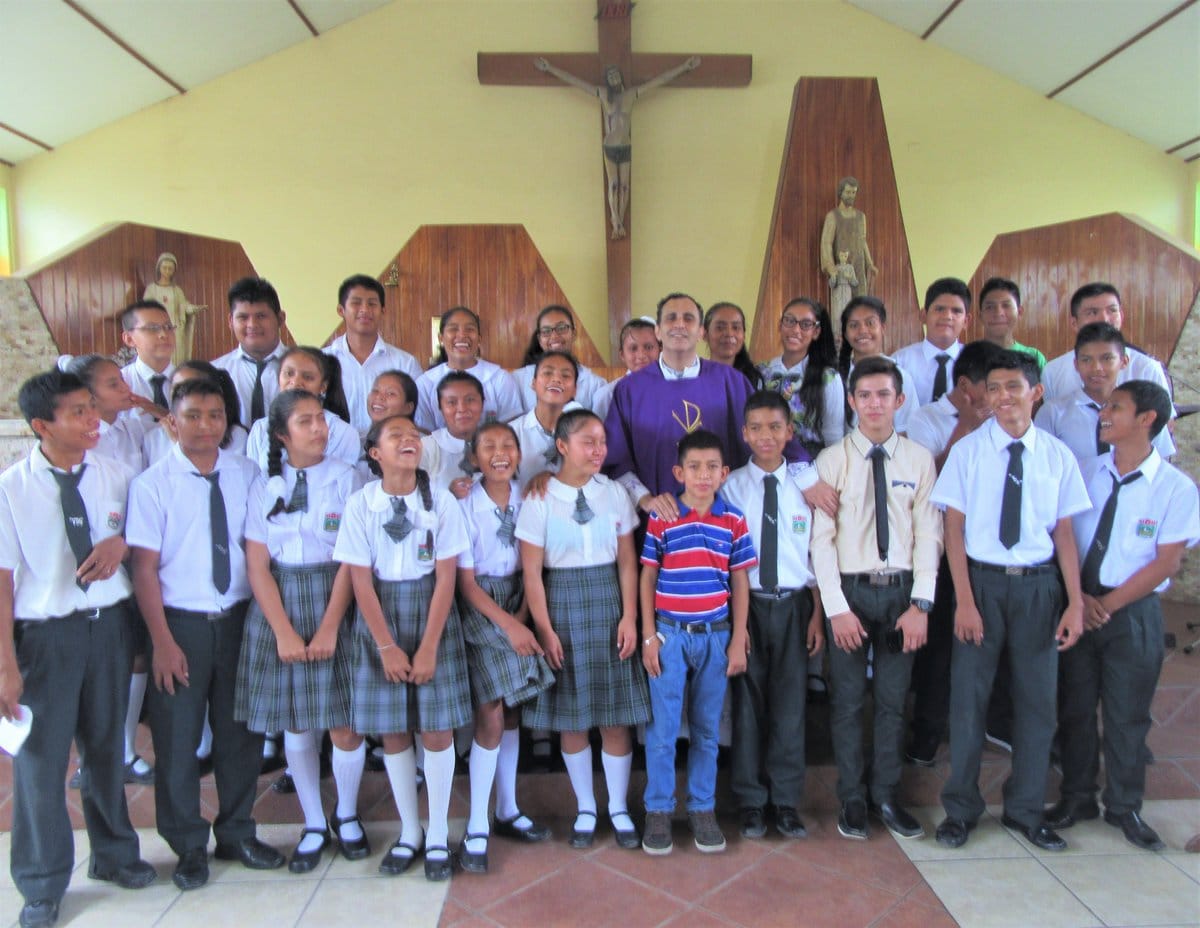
642,812,673,856
688,810,727,853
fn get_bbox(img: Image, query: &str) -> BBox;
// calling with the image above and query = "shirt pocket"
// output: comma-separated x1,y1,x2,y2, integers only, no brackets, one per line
92,498,127,538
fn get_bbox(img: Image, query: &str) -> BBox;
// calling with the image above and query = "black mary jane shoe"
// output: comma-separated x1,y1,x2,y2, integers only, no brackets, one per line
493,814,551,843
288,828,330,874
329,813,372,861
457,833,489,874
423,845,455,882
379,832,423,876
569,810,597,849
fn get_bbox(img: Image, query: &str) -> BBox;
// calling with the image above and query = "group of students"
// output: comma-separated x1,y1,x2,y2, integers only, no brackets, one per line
1,271,1197,928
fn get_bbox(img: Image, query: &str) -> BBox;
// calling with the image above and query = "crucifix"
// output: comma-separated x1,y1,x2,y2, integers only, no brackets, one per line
478,0,751,359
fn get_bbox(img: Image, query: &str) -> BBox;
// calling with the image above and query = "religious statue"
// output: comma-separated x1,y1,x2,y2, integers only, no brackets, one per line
828,248,858,333
819,177,877,301
534,55,701,239
143,251,206,364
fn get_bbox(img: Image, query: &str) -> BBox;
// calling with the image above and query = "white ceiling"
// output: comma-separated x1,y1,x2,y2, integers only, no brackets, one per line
848,0,1200,163
2,0,1197,166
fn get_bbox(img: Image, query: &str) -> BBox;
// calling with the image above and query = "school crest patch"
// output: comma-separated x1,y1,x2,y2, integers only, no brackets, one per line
106,511,121,530
323,512,341,532
1136,519,1157,538
791,514,808,535
417,539,434,561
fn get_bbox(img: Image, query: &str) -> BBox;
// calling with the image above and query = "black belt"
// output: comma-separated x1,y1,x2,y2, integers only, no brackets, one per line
16,599,129,624
656,616,732,634
968,558,1057,577
752,587,806,601
841,570,912,587
165,601,249,622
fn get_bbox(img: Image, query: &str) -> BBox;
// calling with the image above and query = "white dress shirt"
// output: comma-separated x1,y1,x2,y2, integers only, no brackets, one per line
1041,347,1171,404
325,335,422,436
143,422,248,466
1035,390,1175,463
244,457,363,564
510,404,584,491
419,428,474,493
97,414,148,475
212,342,289,428
121,357,176,406
904,394,958,457
721,460,817,592
245,410,362,473
513,362,608,414
933,419,1090,566
415,359,524,432
891,339,963,407
591,372,627,423
514,475,636,568
457,480,523,577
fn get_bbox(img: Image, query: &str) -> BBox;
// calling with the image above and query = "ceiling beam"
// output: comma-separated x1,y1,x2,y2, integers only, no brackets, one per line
0,122,53,151
1166,135,1200,154
61,0,186,95
921,0,964,40
286,0,320,37
1047,0,1197,99
0,157,14,168
1187,152,1200,163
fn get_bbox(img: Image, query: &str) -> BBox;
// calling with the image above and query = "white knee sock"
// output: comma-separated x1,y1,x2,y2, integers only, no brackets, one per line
495,728,523,822
284,730,326,853
563,745,597,830
383,748,422,852
423,744,456,859
601,750,633,830
331,743,366,843
124,672,148,766
467,740,499,852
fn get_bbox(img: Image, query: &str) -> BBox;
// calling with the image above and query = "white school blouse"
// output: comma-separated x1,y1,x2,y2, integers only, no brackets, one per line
419,428,473,494
126,445,257,611
1034,390,1175,462
722,460,817,593
245,410,363,473
0,448,134,619
245,458,363,564
414,359,523,432
514,474,636,569
1072,450,1200,593
513,363,608,414
510,405,581,491
97,414,149,474
457,480,523,577
324,335,422,437
932,419,1090,567
333,480,469,581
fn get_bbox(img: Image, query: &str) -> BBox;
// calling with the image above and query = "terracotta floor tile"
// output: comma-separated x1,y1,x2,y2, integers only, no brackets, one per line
780,826,924,896
1147,724,1200,761
902,881,945,909
1151,685,1195,724
436,898,472,927
1145,759,1200,800
870,898,961,928
447,822,584,913
659,906,742,927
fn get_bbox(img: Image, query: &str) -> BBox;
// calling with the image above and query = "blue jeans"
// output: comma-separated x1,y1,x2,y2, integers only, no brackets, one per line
643,619,730,813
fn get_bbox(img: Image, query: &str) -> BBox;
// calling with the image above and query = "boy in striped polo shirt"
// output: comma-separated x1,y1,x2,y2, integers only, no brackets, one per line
639,429,756,856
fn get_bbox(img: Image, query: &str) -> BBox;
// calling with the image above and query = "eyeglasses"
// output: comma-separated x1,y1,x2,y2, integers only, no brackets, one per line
132,324,177,335
780,315,818,332
538,322,574,339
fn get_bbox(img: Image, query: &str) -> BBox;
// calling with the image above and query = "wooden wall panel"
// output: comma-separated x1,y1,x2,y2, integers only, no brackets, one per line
966,213,1200,366
752,78,920,361
21,223,293,361
323,225,606,372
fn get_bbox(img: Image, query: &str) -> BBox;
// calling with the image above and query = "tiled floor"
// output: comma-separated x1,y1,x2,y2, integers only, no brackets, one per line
2,602,1198,926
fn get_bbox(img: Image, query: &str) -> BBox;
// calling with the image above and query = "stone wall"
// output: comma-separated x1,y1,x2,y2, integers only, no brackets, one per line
1166,291,1200,604
0,276,61,417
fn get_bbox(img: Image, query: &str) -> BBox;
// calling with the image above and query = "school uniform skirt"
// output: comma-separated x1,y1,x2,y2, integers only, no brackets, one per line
524,563,651,732
352,573,473,734
234,561,354,732
460,573,555,709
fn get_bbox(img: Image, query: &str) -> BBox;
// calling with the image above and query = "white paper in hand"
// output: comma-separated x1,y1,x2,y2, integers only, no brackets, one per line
0,704,33,757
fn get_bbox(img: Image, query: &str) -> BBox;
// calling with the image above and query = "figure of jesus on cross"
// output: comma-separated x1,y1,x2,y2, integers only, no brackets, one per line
534,55,700,239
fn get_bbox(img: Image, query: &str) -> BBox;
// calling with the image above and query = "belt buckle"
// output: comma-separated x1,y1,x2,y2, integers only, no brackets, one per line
868,572,892,586
84,607,101,621
205,610,224,622
1005,566,1023,576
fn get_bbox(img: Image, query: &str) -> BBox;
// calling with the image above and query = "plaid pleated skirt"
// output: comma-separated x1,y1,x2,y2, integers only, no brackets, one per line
459,573,555,709
351,573,473,734
234,561,354,732
524,563,651,731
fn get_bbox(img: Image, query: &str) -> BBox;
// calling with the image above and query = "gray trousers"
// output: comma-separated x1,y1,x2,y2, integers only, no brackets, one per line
730,589,812,810
1058,593,1163,814
942,564,1062,828
148,604,263,855
11,604,140,902
826,576,914,806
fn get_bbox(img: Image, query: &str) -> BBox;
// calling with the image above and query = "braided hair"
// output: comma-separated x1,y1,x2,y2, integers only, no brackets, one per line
280,346,352,424
265,389,321,520
365,415,437,552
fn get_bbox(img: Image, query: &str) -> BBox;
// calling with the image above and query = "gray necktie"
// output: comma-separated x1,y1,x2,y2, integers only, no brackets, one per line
573,488,594,524
51,466,92,591
196,472,231,594
286,470,308,513
384,497,413,542
495,505,516,547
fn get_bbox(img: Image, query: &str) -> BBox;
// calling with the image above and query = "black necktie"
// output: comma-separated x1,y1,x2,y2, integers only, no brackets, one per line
869,445,889,562
1080,470,1142,594
247,357,268,423
458,452,478,477
384,497,413,542
760,474,779,591
999,441,1024,549
495,505,516,547
51,466,92,591
573,488,594,524
932,354,951,401
197,472,231,594
150,374,168,409
286,470,308,513
1087,402,1110,454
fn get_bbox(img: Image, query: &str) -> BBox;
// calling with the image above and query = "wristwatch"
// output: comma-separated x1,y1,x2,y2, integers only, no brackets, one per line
910,598,933,613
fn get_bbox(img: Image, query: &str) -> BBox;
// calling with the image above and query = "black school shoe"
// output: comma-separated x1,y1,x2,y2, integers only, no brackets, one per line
172,847,210,891
423,845,455,881
493,814,551,843
287,828,330,874
457,833,489,873
740,807,767,839
87,858,157,888
19,899,59,928
837,799,868,840
329,813,372,860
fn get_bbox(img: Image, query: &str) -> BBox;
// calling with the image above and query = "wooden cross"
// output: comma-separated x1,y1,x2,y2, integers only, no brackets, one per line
478,0,751,360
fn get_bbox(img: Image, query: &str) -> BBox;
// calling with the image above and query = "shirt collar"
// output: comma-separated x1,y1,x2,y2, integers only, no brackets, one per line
364,479,420,512
986,418,1037,454
134,357,174,382
1072,389,1104,411
237,342,286,364
432,428,466,452
848,428,900,459
30,445,88,475
676,494,731,519
1101,447,1161,484
470,479,518,513
922,339,961,361
168,443,230,475
658,355,701,380
548,475,596,503
747,458,787,483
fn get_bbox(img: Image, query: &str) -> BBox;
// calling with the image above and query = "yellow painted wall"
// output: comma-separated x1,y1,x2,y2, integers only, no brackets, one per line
0,163,13,276
11,0,1195,352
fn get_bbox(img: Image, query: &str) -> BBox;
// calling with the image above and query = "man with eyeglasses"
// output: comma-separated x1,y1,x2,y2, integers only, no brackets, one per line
893,278,973,408
119,300,177,422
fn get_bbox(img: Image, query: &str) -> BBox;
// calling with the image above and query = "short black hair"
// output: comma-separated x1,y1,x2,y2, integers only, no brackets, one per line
848,354,903,395
743,389,791,420
120,300,170,331
656,292,702,323
986,349,1041,388
1074,322,1125,354
677,429,725,465
951,340,1002,385
436,370,484,405
227,276,283,317
979,277,1021,307
1069,282,1121,318
18,369,88,426
1111,380,1172,439
553,408,603,443
170,376,225,411
338,274,385,307
923,277,972,312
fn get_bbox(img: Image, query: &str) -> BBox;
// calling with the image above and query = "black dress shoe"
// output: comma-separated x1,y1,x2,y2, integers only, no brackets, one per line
172,847,209,890
1000,814,1067,851
740,807,767,839
934,816,975,848
123,755,155,786
272,772,296,794
379,832,423,875
773,805,807,839
906,733,940,768
424,845,455,881
569,810,597,849
1104,809,1165,851
609,812,641,850
19,899,59,928
214,836,286,870
872,801,925,839
287,828,330,874
493,814,551,843
88,857,157,889
837,799,868,840
457,833,489,873
329,813,372,860
1044,798,1100,829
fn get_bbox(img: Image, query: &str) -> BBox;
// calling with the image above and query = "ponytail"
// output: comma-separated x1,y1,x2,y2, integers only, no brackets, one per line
265,430,287,520
416,467,434,554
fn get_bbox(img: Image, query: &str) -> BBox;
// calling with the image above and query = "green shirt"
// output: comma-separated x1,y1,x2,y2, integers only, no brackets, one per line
1010,340,1047,370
